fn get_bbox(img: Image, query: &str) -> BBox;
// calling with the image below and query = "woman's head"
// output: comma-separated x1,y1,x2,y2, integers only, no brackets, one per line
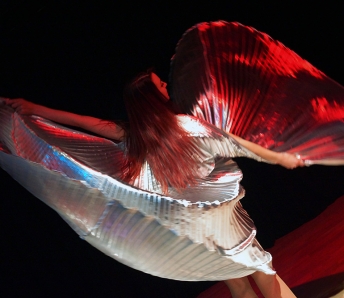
122,70,201,194
124,70,169,107
123,70,174,138
150,72,169,100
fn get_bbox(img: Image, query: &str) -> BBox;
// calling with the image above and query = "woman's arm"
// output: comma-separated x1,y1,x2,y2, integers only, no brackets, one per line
228,133,304,169
5,98,125,141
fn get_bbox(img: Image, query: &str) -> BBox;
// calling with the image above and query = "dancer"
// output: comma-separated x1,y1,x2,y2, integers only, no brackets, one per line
1,21,343,298
3,70,302,297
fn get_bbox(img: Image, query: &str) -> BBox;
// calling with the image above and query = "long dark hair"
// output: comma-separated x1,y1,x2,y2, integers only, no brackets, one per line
122,70,202,193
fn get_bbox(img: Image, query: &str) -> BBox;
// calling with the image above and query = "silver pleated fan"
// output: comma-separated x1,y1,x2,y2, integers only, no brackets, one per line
0,101,274,280
1,21,343,282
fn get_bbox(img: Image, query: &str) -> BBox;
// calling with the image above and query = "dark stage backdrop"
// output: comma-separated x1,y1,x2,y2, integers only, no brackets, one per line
1,2,343,297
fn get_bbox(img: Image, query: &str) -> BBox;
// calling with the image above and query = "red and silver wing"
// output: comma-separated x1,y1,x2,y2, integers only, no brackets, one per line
170,21,344,165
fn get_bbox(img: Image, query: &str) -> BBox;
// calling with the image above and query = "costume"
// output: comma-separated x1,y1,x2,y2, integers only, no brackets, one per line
0,105,273,279
170,22,344,164
0,21,343,281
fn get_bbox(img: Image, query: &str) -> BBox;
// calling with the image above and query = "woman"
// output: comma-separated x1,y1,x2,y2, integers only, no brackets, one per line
4,70,303,297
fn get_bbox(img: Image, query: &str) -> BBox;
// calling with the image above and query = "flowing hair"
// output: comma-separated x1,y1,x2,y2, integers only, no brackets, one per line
122,71,202,194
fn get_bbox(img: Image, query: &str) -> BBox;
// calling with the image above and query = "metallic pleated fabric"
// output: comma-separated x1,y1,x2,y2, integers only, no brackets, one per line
0,102,273,280
170,21,344,165
1,21,344,281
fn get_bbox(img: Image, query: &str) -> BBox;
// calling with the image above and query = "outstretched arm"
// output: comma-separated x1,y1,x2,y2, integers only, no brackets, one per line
229,133,304,169
4,98,125,141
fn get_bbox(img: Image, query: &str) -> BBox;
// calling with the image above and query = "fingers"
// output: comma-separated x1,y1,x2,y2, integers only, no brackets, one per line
298,159,305,167
1,97,13,105
1,97,10,104
294,153,305,167
10,100,22,109
290,157,304,169
279,152,304,169
4,98,18,106
3,98,31,114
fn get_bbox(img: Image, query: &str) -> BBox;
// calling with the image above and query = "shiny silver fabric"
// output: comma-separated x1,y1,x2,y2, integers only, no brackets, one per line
170,21,344,165
2,21,343,281
0,100,273,280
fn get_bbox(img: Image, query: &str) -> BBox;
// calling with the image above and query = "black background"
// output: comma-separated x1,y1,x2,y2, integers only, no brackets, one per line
1,1,343,297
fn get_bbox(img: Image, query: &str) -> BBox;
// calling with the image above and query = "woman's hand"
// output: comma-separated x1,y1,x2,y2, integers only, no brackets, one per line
4,97,125,140
276,152,304,169
5,98,38,115
229,133,305,168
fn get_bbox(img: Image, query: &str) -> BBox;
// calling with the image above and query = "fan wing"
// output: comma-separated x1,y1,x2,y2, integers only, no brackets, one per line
170,21,344,165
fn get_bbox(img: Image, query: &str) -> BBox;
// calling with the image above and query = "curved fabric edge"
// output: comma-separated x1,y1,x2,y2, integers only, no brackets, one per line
0,100,274,280
0,150,274,280
170,21,344,164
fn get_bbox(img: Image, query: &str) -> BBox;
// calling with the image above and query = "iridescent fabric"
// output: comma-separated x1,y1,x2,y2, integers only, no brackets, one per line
0,100,274,280
1,21,343,282
170,21,344,165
